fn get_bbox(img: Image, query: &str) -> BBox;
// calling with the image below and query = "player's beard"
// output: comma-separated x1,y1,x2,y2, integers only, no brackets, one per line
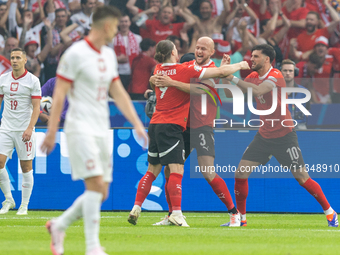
195,55,209,65
252,62,263,71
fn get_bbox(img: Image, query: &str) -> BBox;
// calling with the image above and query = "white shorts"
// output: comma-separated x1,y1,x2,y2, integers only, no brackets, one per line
0,130,36,160
66,133,112,183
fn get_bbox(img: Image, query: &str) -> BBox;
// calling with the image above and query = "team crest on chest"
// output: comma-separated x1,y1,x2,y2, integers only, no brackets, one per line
10,82,19,91
98,58,106,72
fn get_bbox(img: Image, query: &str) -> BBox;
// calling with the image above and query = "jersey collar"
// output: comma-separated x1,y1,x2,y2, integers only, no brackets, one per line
259,66,273,80
12,69,28,80
84,37,101,54
195,59,213,67
161,63,177,66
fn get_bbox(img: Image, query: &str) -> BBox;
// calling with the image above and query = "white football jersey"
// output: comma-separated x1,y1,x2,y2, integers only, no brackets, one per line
57,38,119,136
0,70,41,131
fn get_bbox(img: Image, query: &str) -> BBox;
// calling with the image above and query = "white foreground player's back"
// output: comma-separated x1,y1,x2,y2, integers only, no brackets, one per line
56,38,119,136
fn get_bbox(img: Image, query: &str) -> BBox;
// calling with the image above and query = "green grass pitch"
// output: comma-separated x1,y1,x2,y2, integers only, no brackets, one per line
0,211,339,255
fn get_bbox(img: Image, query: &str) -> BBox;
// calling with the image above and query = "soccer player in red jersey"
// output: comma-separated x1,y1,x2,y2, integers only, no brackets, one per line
223,44,338,227
128,39,250,227
151,37,241,227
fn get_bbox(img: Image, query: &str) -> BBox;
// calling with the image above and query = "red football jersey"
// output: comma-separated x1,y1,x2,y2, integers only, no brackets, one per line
296,28,330,53
328,47,340,93
145,20,184,43
184,60,217,129
313,55,333,98
245,67,294,139
151,63,205,130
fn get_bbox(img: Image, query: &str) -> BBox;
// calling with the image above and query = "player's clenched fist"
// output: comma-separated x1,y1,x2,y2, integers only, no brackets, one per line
240,61,250,70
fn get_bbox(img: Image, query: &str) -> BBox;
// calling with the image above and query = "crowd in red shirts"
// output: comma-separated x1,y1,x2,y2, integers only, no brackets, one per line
0,0,339,103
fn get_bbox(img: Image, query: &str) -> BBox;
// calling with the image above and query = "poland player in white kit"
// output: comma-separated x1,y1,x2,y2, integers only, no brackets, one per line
41,6,148,255
0,48,41,215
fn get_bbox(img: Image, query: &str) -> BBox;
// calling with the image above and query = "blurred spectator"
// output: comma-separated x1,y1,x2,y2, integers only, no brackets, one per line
296,51,324,103
290,10,340,61
183,0,230,37
20,18,52,77
305,36,340,103
32,0,66,13
0,1,9,43
3,37,18,60
281,59,309,129
69,0,104,13
127,0,162,38
8,0,54,54
275,0,309,59
226,0,259,51
166,35,185,59
136,5,195,43
304,0,337,25
128,38,156,100
114,14,142,90
70,0,95,36
43,8,80,81
0,37,17,75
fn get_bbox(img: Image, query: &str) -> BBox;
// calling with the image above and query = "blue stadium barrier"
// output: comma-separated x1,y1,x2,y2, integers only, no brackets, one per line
3,128,340,213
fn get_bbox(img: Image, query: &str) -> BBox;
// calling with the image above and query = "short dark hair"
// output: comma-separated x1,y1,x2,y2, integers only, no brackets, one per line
92,6,121,25
11,48,26,55
55,8,67,15
81,0,88,5
308,52,323,69
252,44,276,63
200,0,213,8
154,40,174,63
140,38,156,52
307,11,320,20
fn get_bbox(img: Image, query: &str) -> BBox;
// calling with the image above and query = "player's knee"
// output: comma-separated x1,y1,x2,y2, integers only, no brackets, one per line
0,161,5,169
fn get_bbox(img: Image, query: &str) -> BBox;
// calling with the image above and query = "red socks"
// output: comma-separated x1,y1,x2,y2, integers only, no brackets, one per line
209,175,235,210
134,172,156,207
164,177,172,213
168,173,183,211
234,178,248,215
301,178,330,210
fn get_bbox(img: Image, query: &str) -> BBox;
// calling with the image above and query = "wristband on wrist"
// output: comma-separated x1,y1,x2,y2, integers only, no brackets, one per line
232,76,240,84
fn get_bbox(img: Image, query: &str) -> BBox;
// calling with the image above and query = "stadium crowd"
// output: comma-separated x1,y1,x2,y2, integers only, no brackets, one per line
0,0,339,103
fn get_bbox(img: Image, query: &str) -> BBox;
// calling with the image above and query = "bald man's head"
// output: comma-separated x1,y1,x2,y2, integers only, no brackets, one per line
197,37,214,50
195,37,215,65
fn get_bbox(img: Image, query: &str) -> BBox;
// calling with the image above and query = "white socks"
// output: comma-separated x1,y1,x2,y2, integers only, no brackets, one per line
21,170,34,206
83,190,103,252
324,207,334,216
241,214,247,221
172,210,182,215
0,167,13,200
56,194,85,231
55,190,103,252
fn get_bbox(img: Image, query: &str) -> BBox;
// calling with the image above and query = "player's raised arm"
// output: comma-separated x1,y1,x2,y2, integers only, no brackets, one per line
153,74,213,94
109,78,148,147
201,61,250,79
226,74,275,97
41,78,71,153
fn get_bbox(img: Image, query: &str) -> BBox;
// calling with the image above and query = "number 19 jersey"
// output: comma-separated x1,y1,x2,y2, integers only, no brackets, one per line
0,70,41,131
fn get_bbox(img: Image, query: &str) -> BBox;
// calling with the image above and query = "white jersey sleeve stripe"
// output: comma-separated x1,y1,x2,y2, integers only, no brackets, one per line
112,76,120,83
57,74,74,83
